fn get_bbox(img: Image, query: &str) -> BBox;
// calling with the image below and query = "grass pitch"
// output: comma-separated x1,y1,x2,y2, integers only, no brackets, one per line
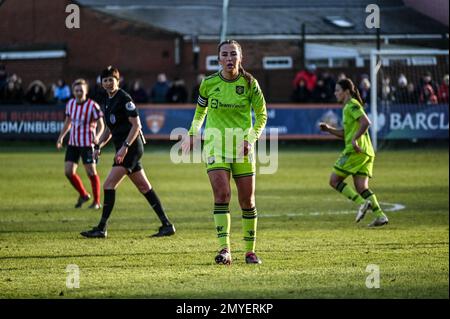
0,145,448,298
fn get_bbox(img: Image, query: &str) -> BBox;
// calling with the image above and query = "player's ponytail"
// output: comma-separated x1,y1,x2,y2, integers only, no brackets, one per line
238,64,254,87
338,78,364,105
352,86,364,105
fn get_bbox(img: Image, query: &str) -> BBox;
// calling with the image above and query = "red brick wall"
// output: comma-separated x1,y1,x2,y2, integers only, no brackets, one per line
0,0,179,89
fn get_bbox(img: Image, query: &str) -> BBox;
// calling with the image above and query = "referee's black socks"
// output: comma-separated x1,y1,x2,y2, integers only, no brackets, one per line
144,189,171,227
97,189,115,231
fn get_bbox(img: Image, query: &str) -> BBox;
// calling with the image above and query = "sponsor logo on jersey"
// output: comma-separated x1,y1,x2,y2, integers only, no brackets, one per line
219,102,245,109
236,86,244,95
126,102,136,111
211,99,219,109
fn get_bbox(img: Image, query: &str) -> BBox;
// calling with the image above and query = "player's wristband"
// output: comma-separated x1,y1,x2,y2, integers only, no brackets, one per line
123,141,130,148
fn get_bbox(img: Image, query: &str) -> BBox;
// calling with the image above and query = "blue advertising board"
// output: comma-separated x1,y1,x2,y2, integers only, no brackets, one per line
139,104,449,140
376,104,449,139
0,104,447,141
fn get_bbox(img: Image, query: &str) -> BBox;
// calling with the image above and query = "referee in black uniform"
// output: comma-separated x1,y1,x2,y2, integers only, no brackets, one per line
81,66,175,238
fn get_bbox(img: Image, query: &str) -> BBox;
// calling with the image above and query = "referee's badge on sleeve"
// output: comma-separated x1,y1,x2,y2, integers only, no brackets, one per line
126,102,136,111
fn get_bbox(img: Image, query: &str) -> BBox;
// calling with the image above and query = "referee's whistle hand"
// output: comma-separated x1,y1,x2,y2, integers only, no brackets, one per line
115,146,128,164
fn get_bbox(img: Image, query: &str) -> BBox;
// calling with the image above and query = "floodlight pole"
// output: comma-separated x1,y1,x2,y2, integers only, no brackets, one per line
220,0,230,42
300,23,306,70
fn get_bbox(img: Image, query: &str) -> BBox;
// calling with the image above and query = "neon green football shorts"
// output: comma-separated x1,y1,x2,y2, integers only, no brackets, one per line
333,152,374,178
205,153,256,178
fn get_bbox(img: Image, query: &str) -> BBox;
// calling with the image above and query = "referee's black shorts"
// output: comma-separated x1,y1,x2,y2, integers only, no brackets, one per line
65,145,97,165
112,138,144,174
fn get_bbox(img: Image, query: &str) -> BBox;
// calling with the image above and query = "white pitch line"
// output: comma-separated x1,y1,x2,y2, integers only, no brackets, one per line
260,211,353,218
260,202,405,218
381,202,406,212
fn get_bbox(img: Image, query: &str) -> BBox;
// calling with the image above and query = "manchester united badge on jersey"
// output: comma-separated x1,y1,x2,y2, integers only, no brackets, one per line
236,86,244,95
126,101,136,111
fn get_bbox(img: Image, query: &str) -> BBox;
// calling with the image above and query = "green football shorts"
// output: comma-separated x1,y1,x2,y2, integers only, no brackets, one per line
205,153,256,178
333,152,374,178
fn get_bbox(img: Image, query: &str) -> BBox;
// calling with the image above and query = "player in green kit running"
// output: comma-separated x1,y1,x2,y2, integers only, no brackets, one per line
319,78,388,227
182,40,267,264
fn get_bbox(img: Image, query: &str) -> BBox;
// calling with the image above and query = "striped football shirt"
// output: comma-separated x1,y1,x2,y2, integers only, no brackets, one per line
65,98,103,147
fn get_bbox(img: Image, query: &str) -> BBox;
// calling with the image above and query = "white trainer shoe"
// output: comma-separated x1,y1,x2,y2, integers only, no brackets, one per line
368,215,389,227
356,200,371,223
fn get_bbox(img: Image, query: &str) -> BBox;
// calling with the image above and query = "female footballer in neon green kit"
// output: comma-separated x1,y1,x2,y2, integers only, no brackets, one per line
320,78,388,227
183,40,267,264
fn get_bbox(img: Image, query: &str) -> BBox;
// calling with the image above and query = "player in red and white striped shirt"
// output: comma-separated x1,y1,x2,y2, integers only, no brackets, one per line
57,79,105,209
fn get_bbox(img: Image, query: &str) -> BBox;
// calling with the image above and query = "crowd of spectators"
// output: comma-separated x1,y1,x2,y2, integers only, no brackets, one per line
1,63,448,106
291,64,448,106
380,71,449,105
0,68,202,105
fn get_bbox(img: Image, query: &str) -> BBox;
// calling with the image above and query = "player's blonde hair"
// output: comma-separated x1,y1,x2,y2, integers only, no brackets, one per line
72,78,88,90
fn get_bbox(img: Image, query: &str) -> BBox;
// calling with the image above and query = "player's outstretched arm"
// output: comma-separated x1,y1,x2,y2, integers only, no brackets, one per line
319,122,344,139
